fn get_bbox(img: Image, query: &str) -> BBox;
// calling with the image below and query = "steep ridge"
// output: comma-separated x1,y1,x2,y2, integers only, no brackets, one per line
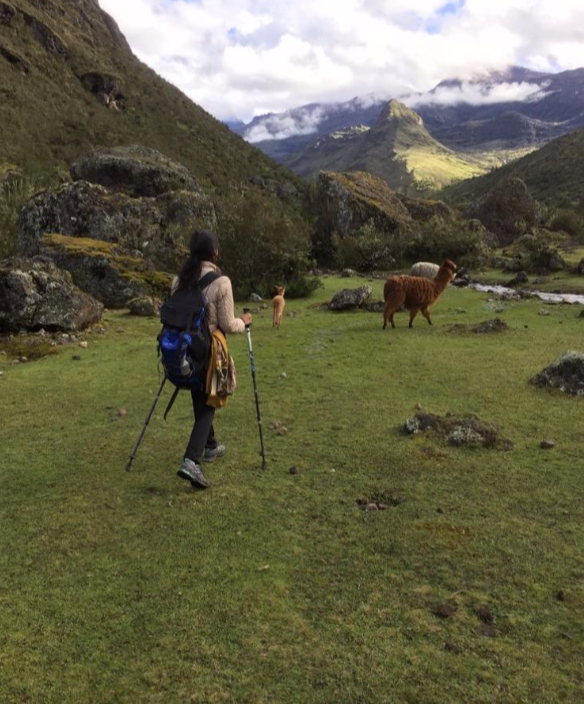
0,0,301,193
442,124,584,205
287,100,489,192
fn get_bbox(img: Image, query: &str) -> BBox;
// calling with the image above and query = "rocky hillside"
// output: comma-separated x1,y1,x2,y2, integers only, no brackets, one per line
288,100,489,193
442,125,584,206
0,0,301,194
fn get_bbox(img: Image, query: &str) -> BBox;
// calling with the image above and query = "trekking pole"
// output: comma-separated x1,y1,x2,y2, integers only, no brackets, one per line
243,309,267,471
125,376,167,472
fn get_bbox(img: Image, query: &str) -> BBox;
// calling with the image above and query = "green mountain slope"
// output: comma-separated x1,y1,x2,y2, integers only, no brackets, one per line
0,0,300,193
286,100,491,193
442,125,584,206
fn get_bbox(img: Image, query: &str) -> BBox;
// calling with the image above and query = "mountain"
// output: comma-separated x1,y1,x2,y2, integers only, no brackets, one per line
442,124,584,206
232,66,584,175
286,100,490,192
0,0,301,194
237,96,389,162
415,67,584,150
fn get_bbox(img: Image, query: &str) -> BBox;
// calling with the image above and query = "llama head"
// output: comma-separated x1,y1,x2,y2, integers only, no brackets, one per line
275,286,286,297
442,260,457,283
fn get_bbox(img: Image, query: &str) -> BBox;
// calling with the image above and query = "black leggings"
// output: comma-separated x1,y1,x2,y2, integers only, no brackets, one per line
185,390,217,462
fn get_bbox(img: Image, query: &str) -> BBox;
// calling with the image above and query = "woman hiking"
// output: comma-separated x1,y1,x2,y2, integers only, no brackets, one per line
172,230,252,489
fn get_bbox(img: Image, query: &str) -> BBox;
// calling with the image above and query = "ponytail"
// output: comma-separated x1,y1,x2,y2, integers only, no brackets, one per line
178,230,219,290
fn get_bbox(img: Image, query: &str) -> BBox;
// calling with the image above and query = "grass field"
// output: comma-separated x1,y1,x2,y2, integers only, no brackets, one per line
0,277,583,703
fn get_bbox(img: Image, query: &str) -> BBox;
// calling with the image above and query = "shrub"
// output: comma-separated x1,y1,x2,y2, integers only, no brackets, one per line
0,164,60,259
215,189,319,299
513,229,566,273
405,217,491,268
547,208,584,242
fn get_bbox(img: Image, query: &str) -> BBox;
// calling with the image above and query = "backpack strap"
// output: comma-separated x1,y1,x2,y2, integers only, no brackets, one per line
197,271,222,290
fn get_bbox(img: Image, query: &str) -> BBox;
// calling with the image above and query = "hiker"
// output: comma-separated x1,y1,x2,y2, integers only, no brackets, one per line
171,230,252,489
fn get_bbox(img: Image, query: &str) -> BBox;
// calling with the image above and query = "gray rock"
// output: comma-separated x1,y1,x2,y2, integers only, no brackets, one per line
329,286,372,311
18,179,215,272
341,268,357,278
128,297,158,317
249,293,263,303
363,300,385,313
530,351,584,397
0,257,103,333
539,309,551,316
70,146,200,198
39,234,155,308
540,440,555,450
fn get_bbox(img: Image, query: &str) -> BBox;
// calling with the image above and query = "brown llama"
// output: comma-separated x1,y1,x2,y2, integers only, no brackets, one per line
383,260,457,330
272,286,286,328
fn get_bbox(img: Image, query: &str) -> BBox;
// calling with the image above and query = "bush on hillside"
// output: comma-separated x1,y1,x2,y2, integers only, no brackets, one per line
215,190,319,299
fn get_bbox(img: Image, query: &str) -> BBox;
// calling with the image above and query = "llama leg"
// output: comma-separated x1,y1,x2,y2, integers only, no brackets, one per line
422,307,432,326
409,309,419,328
390,311,396,329
383,305,389,330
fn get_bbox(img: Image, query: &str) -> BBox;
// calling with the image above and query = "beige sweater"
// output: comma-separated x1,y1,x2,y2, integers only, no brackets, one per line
171,262,245,335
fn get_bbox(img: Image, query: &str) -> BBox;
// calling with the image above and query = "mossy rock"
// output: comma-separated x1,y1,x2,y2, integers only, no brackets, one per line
41,233,172,308
70,146,200,198
18,178,211,271
0,255,103,332
309,171,412,240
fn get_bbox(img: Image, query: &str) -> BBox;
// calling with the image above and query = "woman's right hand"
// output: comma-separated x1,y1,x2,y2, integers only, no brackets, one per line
241,312,253,326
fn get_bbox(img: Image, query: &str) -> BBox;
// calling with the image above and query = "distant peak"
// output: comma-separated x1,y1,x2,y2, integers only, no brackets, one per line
378,99,423,125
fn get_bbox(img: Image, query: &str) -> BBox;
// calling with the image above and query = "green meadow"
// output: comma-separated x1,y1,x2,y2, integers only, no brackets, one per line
0,276,582,704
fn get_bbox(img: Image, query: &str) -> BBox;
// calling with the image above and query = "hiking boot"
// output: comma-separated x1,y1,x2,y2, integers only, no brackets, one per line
177,458,210,488
202,444,226,463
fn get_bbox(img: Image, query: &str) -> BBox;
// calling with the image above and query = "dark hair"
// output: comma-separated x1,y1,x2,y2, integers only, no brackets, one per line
178,230,219,290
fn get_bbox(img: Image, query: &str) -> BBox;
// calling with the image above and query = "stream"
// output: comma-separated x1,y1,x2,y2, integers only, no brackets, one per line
469,283,584,306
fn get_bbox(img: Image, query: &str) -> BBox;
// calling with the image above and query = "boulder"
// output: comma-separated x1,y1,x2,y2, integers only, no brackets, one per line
309,171,412,241
341,268,357,278
18,180,215,271
70,146,200,197
329,285,372,311
0,257,103,332
530,351,584,397
467,178,545,246
39,234,172,308
128,297,158,317
396,194,453,222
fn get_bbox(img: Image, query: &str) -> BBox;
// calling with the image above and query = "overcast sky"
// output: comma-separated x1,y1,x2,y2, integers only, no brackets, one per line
98,0,584,123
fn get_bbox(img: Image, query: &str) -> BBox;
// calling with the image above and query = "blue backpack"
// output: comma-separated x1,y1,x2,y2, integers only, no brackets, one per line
158,271,221,417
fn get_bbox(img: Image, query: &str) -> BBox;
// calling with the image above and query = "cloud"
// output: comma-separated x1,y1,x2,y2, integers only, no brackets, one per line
97,0,584,123
406,80,550,107
245,108,327,142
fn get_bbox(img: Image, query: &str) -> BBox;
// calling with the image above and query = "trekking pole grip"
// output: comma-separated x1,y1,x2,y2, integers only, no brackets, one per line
243,307,252,330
